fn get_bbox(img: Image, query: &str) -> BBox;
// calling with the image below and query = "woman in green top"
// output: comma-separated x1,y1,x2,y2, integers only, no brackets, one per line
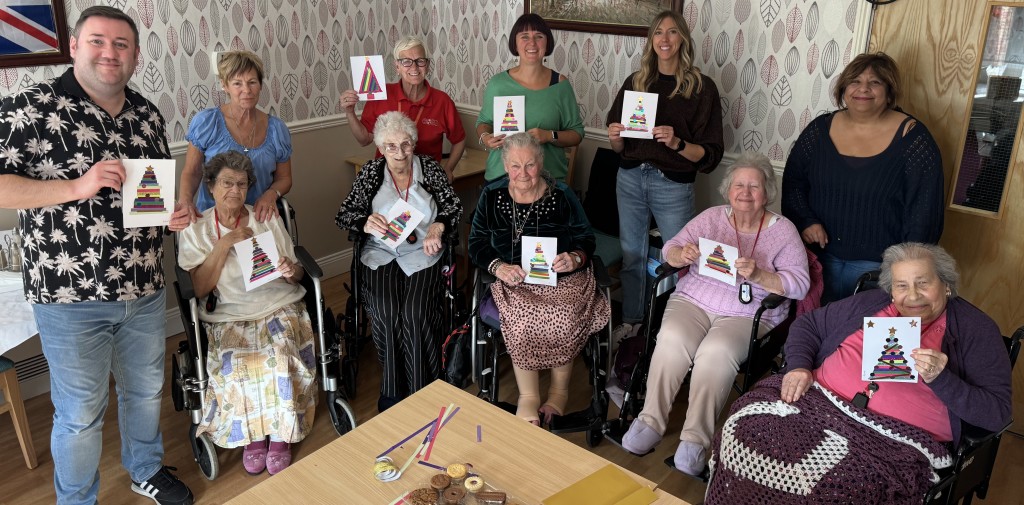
476,13,584,182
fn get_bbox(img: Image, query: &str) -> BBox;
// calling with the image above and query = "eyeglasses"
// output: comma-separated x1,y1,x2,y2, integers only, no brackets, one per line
396,57,430,68
383,141,415,153
216,178,249,190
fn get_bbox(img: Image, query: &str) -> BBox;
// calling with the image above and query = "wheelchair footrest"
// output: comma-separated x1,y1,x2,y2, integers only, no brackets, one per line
664,455,709,482
548,408,600,434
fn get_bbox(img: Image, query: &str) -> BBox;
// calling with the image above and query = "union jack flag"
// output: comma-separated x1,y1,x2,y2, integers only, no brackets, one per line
0,0,60,56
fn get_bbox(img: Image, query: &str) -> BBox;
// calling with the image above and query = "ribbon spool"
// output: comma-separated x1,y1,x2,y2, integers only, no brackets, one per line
373,456,401,482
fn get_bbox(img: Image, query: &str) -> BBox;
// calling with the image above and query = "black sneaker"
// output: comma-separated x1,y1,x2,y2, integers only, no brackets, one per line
131,466,194,505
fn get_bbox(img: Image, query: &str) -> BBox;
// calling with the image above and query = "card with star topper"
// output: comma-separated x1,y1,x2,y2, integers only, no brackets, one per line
520,235,557,286
233,230,283,291
350,55,388,101
121,159,176,228
861,317,921,383
697,237,738,286
493,95,526,134
618,90,659,139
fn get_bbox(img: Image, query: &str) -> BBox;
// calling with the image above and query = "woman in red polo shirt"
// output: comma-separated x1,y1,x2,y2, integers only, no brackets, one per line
341,36,466,182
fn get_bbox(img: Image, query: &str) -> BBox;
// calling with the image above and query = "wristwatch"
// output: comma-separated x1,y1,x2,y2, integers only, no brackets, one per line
569,252,581,266
551,130,559,141
677,139,687,154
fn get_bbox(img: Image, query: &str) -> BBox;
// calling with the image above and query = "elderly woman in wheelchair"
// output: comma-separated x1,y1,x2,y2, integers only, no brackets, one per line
335,111,462,413
619,152,809,476
468,132,610,426
704,242,1012,504
178,150,316,475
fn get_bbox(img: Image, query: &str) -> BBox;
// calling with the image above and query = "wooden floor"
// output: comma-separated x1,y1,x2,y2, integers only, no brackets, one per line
2,273,1024,504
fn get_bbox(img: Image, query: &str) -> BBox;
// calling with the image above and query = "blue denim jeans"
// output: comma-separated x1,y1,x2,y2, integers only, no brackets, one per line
819,253,881,304
617,164,695,323
34,290,167,505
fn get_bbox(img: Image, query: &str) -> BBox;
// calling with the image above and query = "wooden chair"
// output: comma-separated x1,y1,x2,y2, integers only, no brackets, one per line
564,145,578,188
0,356,37,469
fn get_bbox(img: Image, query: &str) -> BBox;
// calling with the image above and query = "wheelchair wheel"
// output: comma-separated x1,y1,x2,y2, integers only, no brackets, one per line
337,312,360,400
331,397,357,436
194,433,219,481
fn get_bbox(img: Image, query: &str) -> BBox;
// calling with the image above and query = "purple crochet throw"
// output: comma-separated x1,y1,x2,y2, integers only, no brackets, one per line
706,374,951,504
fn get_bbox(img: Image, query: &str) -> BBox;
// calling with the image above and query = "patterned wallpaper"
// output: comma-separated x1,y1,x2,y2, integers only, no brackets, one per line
1,0,862,159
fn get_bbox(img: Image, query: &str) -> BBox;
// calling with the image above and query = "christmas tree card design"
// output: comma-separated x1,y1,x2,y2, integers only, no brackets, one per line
520,235,557,286
618,90,659,139
379,199,425,250
861,317,921,383
350,55,388,101
233,230,284,291
494,95,526,134
122,159,175,228
698,237,738,286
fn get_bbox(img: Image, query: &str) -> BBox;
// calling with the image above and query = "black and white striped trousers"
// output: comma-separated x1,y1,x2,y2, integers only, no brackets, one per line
359,258,445,398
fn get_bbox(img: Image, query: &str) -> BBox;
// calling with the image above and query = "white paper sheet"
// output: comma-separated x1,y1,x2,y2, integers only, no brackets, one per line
122,159,175,228
233,230,283,291
861,317,921,383
618,90,659,139
520,236,557,286
379,199,425,250
494,95,526,134
697,237,738,286
350,55,388,101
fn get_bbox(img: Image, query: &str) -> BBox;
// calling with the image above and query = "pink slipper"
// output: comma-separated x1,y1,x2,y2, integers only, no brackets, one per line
242,439,268,475
266,441,292,475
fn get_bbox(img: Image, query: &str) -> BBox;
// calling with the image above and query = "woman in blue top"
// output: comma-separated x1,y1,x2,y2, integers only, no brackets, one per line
179,50,293,223
781,52,943,303
476,13,584,182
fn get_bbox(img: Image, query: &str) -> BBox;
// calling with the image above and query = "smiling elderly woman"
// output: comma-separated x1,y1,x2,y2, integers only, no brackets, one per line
617,152,808,476
468,132,609,426
704,242,1012,504
335,111,462,412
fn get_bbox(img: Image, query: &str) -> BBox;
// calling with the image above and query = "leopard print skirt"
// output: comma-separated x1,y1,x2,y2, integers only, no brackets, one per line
490,268,611,371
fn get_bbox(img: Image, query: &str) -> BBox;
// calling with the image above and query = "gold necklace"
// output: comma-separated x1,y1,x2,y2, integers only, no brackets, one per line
233,109,258,152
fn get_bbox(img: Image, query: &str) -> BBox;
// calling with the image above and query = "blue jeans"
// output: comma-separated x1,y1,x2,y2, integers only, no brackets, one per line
34,290,167,505
617,164,695,323
819,253,881,304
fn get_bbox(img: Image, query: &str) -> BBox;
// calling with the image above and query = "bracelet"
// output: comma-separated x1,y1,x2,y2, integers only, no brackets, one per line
272,189,282,198
478,132,490,147
487,258,502,275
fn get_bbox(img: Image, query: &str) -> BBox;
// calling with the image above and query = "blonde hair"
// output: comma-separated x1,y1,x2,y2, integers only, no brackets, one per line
633,11,702,99
218,50,265,83
393,36,428,60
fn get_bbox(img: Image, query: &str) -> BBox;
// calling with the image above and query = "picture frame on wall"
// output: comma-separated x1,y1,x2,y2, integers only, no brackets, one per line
524,0,684,37
0,0,72,69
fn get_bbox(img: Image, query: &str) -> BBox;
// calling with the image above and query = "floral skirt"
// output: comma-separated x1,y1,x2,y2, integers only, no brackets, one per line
198,301,317,448
490,268,611,371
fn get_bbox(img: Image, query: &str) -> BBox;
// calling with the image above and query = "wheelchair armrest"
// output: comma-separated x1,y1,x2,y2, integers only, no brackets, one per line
294,246,323,279
761,293,788,310
479,270,496,285
175,265,195,300
959,419,1011,450
591,256,611,289
654,263,684,283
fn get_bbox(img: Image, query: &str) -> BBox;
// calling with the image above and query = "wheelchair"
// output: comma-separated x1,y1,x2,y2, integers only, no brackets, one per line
170,199,357,480
470,256,615,447
602,262,796,478
853,270,1023,505
334,229,468,400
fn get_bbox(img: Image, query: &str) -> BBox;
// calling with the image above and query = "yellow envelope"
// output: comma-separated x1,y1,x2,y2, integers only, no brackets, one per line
542,464,658,505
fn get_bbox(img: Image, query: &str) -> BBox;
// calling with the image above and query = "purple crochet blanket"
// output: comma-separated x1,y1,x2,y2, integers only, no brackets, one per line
706,374,951,505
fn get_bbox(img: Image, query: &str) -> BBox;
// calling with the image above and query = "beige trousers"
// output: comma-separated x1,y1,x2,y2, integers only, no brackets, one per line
637,297,770,449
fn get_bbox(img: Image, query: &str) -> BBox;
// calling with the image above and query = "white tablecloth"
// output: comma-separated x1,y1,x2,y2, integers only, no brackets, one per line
0,271,37,356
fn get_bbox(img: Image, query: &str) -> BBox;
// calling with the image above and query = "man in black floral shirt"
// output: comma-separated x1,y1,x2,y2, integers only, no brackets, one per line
0,6,193,505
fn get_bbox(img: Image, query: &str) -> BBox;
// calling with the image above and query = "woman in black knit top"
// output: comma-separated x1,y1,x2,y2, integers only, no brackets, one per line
781,52,943,303
605,10,725,334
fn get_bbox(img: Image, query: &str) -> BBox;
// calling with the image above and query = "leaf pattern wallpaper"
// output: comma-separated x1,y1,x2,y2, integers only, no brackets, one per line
3,0,859,158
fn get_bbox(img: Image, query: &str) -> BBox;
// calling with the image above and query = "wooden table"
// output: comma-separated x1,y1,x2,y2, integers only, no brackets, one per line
345,148,489,193
227,380,691,504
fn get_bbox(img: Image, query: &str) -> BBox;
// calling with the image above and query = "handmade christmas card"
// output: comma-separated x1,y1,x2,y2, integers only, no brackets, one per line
350,55,388,101
379,199,425,250
698,237,738,286
861,317,921,383
520,236,557,286
122,159,175,228
494,95,526,134
618,90,659,139
233,230,283,291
